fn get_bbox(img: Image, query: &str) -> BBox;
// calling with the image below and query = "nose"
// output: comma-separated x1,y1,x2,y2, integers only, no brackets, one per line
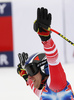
28,75,32,79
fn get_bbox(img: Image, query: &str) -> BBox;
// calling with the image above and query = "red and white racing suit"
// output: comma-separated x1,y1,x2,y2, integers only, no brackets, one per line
27,37,74,100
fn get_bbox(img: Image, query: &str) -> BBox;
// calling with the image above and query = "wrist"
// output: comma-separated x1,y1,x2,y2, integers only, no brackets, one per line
38,31,51,41
23,74,28,82
38,29,50,36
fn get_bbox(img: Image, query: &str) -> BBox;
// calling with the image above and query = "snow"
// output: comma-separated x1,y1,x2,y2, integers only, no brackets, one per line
0,63,74,100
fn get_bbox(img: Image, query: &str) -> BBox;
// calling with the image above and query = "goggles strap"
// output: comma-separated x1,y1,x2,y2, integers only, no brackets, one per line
37,59,47,68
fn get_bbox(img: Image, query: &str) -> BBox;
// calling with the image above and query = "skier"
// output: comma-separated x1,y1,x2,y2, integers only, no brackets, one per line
17,7,74,100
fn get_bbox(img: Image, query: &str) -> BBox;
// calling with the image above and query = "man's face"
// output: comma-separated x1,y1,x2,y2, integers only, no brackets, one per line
28,71,42,89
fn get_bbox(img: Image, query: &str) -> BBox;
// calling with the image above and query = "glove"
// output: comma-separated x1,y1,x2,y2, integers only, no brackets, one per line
17,64,28,82
34,7,52,41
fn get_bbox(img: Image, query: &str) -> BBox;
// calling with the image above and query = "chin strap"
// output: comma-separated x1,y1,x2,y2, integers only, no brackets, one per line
38,76,47,90
38,70,48,90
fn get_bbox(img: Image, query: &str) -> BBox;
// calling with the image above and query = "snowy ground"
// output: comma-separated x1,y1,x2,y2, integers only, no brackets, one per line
0,63,74,100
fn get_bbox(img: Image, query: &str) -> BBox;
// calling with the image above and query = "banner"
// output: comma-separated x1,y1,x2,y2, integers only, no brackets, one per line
0,2,14,67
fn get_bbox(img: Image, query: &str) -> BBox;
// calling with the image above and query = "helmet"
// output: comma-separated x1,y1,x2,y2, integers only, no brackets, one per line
23,52,49,89
25,52,49,76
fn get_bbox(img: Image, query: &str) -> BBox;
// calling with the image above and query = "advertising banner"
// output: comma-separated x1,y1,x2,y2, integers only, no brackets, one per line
0,2,14,67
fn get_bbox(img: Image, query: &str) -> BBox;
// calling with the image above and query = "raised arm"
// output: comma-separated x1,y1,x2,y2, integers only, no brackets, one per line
34,7,67,92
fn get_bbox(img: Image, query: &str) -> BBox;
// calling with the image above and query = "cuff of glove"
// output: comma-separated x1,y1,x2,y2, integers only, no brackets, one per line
38,31,51,41
23,74,28,82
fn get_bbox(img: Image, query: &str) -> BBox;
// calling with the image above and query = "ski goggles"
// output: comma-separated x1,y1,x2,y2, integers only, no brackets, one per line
25,60,47,76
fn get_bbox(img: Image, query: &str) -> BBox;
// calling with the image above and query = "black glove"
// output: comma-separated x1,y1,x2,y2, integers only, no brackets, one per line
17,52,28,82
34,7,52,41
17,64,28,82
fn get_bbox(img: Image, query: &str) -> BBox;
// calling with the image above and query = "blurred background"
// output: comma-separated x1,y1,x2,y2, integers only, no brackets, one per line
0,0,74,100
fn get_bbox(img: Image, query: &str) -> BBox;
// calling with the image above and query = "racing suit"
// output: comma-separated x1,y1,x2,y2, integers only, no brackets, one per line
27,37,74,100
